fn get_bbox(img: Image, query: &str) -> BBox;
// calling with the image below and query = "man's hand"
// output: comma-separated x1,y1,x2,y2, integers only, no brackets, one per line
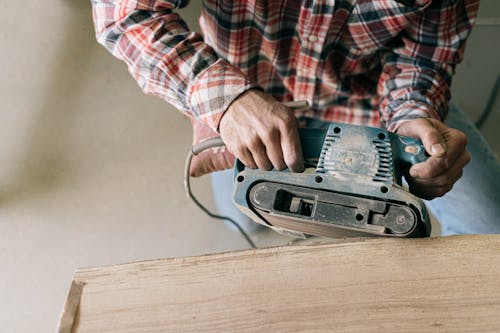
396,118,470,200
219,89,304,172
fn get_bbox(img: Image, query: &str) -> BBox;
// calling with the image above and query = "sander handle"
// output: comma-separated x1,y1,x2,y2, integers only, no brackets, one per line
390,133,428,185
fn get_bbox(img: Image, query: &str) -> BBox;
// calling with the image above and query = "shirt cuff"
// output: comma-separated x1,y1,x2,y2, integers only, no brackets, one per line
188,59,259,132
384,101,442,133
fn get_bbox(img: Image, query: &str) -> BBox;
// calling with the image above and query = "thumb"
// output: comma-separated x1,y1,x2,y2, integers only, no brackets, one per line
398,118,447,157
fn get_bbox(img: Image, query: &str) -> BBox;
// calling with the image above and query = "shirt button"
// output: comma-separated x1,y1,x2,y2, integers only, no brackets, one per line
308,35,319,42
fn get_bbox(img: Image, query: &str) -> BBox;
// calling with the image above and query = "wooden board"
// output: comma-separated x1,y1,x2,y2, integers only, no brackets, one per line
59,235,500,332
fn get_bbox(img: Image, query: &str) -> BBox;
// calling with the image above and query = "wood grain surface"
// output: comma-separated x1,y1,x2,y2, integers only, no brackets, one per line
60,235,500,332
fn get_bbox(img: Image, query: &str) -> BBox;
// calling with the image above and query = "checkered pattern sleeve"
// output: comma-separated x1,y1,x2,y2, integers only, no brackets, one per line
91,0,258,131
377,0,479,132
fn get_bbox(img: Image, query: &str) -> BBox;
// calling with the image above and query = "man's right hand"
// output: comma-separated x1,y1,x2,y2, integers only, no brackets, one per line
219,89,304,172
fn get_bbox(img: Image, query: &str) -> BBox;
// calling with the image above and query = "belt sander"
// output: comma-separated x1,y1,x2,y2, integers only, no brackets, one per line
185,104,431,241
232,122,431,238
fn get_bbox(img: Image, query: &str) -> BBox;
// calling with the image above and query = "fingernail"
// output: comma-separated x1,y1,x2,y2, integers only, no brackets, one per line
431,144,446,156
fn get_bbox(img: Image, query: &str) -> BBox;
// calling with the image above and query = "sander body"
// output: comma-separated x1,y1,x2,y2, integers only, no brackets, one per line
232,123,431,238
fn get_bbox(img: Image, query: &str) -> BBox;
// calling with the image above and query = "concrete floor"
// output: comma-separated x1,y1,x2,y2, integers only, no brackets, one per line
0,1,498,332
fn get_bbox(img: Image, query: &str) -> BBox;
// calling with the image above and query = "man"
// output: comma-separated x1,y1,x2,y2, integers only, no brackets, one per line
91,0,499,235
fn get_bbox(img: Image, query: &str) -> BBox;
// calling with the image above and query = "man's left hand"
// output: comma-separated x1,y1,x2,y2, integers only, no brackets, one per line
396,118,470,200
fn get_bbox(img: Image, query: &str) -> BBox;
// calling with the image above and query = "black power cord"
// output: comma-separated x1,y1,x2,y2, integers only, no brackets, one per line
184,137,257,248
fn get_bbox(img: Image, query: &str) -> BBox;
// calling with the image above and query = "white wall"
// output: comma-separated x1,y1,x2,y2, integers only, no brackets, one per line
451,0,500,154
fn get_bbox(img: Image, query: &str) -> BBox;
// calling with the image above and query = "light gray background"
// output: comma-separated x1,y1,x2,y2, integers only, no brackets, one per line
0,1,498,331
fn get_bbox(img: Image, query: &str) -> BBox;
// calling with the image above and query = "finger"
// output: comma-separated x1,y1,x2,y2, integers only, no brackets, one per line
236,147,257,169
409,156,448,178
408,151,469,199
260,128,287,170
409,161,464,189
409,145,470,179
247,138,273,171
399,119,447,157
410,169,461,199
279,115,304,172
410,184,452,200
440,128,468,167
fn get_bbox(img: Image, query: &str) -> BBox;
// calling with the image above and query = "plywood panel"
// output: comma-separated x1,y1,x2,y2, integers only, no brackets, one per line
59,236,500,332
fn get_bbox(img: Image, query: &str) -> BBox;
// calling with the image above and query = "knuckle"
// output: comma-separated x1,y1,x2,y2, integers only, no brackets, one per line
262,128,279,142
464,151,471,165
434,177,449,188
278,113,297,130
417,168,433,179
440,158,450,170
280,118,294,131
428,157,447,173
268,102,282,113
269,103,286,116
429,131,441,141
457,131,468,146
233,146,247,158
246,136,261,150
224,142,237,155
434,172,457,189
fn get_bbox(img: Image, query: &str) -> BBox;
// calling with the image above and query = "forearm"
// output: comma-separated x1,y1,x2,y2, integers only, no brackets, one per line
91,0,257,131
378,54,455,132
378,0,480,132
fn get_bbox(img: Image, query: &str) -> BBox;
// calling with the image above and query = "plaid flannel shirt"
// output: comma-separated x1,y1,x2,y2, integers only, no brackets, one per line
91,0,478,132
